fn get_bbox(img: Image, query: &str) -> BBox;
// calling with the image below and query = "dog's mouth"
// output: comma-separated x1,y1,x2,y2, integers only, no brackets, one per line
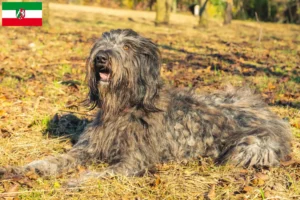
98,67,111,83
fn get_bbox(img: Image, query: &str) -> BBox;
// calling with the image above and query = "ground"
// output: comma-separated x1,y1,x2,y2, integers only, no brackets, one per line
0,3,300,200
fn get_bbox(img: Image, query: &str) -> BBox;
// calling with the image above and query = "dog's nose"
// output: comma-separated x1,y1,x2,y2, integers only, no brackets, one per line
95,53,108,64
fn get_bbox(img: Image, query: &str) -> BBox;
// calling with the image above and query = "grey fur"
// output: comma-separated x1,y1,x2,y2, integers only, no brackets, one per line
23,29,291,184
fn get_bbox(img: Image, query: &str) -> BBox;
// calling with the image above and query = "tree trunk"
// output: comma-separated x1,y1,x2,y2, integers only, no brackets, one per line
172,0,177,13
224,0,233,25
164,0,172,22
155,0,172,26
198,0,209,27
149,0,155,11
156,0,166,25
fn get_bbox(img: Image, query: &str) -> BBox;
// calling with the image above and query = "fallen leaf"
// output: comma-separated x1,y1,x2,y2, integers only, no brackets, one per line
243,186,253,193
150,174,161,188
0,129,12,138
0,109,6,116
1,183,20,198
252,178,265,186
292,118,300,129
273,183,286,192
0,95,7,100
255,173,269,181
3,181,11,192
76,165,87,174
264,190,272,198
25,170,39,180
281,159,300,167
53,181,61,189
154,174,161,187
267,82,276,90
25,89,35,96
207,184,215,200
17,177,34,188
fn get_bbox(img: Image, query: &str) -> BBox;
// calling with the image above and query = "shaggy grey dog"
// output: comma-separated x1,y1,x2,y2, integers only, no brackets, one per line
10,29,293,184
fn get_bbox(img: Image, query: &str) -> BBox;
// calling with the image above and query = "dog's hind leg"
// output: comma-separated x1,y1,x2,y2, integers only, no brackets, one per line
67,153,157,187
67,165,153,187
216,127,291,167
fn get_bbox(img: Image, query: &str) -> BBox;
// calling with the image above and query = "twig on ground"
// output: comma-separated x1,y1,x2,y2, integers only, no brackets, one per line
255,12,263,43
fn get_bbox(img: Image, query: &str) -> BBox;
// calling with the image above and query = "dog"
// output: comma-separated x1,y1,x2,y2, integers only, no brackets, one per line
2,29,292,185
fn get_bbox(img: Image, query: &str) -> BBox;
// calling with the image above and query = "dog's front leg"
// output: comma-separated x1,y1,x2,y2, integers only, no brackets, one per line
23,126,96,176
1,147,89,179
24,153,78,176
24,145,89,176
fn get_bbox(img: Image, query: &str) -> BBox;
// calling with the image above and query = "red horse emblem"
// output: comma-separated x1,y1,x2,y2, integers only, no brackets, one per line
16,8,25,20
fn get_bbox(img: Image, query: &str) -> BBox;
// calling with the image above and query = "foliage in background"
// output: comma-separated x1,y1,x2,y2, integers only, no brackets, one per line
45,0,300,24
233,0,300,23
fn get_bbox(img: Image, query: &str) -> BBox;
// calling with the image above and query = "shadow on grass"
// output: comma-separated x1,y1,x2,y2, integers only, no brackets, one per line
44,113,90,144
160,44,300,109
159,44,298,81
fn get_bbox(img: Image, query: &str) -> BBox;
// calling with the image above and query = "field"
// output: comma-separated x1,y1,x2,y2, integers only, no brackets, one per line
0,3,300,199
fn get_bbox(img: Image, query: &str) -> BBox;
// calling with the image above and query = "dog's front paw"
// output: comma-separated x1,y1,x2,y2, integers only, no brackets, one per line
66,178,83,188
66,171,110,188
24,160,58,176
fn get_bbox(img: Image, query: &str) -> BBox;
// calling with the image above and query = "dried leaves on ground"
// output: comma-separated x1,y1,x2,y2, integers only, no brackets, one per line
0,3,299,200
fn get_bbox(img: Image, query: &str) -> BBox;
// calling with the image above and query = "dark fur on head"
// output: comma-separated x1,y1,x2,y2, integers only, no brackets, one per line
86,29,162,116
5,29,291,187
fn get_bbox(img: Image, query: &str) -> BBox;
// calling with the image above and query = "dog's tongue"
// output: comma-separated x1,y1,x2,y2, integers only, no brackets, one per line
99,73,110,81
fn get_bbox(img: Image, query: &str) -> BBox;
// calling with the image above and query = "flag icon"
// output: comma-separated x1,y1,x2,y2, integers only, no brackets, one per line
2,2,42,26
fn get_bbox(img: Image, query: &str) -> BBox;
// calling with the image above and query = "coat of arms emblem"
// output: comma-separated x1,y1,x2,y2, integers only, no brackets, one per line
16,8,25,20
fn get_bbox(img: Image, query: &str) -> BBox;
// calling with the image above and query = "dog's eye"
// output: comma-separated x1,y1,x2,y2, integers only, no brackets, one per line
123,45,129,51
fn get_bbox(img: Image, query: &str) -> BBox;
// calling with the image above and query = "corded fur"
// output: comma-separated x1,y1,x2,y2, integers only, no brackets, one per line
21,29,292,184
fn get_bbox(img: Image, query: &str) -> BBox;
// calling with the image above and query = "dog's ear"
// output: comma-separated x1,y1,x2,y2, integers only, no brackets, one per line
139,45,162,112
85,57,101,109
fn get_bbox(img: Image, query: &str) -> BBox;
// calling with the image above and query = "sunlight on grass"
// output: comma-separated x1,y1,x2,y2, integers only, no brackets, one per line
0,77,20,89
0,3,299,200
59,64,72,77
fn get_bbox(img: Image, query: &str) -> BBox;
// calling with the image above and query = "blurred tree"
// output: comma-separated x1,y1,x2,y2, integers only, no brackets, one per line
156,0,167,25
198,0,209,27
172,0,177,12
149,0,156,11
224,0,232,24
155,0,172,25
46,0,299,24
165,0,173,21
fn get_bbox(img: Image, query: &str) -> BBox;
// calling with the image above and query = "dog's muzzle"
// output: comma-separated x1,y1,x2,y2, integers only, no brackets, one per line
94,51,111,83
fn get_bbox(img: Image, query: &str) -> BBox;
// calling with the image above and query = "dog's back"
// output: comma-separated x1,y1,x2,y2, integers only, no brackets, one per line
163,86,292,167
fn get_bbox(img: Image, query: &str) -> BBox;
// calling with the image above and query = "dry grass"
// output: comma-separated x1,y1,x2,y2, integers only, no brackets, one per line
0,3,300,199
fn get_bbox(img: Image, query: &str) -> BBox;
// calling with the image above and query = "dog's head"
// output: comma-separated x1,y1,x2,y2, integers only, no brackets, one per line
86,29,161,113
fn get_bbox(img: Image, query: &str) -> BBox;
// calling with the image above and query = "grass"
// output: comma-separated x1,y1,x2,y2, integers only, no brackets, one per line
0,2,300,199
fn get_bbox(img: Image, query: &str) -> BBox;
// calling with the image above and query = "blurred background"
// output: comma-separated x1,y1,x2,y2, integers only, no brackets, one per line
55,0,300,24
2,0,300,25
41,0,300,25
